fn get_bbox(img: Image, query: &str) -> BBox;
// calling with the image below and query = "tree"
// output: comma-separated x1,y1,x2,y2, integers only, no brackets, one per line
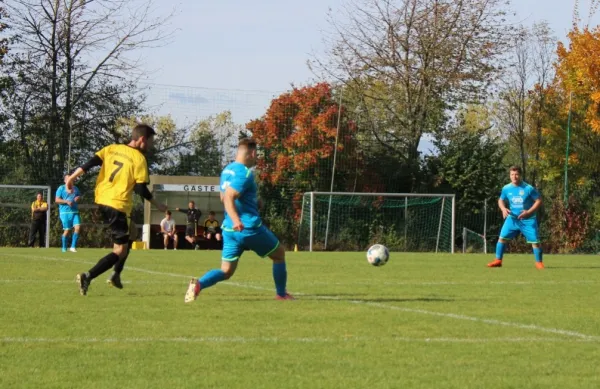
0,0,8,64
247,83,359,218
434,109,506,213
494,23,556,185
175,111,244,177
311,0,511,187
0,0,173,186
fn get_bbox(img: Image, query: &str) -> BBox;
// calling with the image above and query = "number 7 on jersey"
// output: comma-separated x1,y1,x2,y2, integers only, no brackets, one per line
109,160,124,182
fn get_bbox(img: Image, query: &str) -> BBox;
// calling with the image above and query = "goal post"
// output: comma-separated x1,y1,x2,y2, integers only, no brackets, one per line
0,185,52,248
298,192,456,253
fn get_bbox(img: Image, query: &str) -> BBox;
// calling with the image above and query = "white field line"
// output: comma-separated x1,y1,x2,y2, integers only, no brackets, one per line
2,252,599,341
1,336,598,344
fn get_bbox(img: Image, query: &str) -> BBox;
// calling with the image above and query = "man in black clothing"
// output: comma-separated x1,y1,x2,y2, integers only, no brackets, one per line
176,201,202,249
28,192,48,247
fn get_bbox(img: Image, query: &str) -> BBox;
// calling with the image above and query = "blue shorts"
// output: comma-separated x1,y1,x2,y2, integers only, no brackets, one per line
60,213,81,230
221,225,280,261
499,216,539,243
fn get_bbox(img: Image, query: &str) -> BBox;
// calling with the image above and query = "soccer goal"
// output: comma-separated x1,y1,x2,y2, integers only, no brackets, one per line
298,192,455,253
462,227,487,254
0,185,52,248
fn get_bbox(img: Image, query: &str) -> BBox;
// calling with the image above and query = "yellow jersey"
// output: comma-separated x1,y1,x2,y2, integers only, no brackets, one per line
94,144,149,215
204,218,220,233
31,200,48,220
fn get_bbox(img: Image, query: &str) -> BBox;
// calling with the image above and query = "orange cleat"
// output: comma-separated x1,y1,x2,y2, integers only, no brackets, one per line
276,293,295,301
487,259,503,267
535,262,545,270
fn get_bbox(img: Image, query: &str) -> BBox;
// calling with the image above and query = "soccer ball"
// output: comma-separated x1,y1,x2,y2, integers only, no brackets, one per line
366,244,389,266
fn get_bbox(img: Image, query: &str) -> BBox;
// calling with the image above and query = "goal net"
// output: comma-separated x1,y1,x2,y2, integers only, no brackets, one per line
462,228,487,254
298,192,455,253
0,185,52,247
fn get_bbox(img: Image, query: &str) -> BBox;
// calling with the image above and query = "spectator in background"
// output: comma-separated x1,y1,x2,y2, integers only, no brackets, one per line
28,192,48,248
176,201,202,249
204,211,222,242
160,210,178,250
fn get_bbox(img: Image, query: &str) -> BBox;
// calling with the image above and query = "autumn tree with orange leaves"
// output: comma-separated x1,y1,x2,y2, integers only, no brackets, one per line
247,83,359,221
534,25,600,252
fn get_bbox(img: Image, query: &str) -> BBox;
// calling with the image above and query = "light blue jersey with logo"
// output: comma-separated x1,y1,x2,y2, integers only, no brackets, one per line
55,185,80,214
499,181,540,219
220,162,261,229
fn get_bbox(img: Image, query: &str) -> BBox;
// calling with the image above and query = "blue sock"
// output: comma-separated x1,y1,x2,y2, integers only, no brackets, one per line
533,247,543,262
495,242,506,260
272,262,287,297
71,233,79,248
198,269,226,289
62,236,67,250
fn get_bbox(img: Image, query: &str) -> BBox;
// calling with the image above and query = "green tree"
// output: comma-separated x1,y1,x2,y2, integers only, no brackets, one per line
434,110,506,213
312,0,511,188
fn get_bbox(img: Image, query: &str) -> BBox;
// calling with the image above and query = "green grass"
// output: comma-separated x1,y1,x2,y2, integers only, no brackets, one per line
1,248,599,389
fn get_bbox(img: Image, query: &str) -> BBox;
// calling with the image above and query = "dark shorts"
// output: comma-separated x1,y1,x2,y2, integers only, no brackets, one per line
206,226,222,235
99,205,136,245
185,225,196,237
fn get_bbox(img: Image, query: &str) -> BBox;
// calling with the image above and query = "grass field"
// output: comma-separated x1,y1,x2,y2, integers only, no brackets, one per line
1,248,599,389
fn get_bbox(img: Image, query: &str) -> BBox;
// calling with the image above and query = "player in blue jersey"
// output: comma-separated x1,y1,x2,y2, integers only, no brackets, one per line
488,166,544,269
185,138,293,302
55,174,82,253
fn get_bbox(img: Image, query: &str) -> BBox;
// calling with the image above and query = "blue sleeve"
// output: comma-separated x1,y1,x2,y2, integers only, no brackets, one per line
74,186,81,197
529,186,540,201
499,187,507,200
228,166,250,194
55,186,63,199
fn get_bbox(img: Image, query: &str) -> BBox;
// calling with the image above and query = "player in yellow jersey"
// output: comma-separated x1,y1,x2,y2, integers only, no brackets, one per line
66,124,167,296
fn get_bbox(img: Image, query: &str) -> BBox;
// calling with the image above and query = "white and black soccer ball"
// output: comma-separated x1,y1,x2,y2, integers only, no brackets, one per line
366,244,389,266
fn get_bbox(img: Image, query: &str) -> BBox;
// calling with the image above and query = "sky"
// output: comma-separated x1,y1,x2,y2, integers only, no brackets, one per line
136,0,600,127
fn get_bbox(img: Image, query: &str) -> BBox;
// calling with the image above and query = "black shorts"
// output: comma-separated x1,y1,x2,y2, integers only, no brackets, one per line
185,225,196,237
206,227,221,235
99,205,131,245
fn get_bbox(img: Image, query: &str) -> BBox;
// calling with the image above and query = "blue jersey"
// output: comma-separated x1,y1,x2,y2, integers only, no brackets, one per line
220,162,261,229
499,181,540,219
55,185,80,214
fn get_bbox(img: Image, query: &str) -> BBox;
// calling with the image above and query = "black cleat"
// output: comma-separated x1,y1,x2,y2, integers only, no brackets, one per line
76,273,90,296
107,273,123,289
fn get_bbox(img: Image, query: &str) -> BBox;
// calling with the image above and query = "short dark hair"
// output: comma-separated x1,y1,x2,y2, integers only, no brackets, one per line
166,210,171,215
509,165,522,174
189,200,195,205
209,211,215,216
132,124,156,141
238,137,257,150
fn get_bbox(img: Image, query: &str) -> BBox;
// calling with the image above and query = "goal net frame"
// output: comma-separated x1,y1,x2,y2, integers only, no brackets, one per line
0,184,52,248
300,192,456,253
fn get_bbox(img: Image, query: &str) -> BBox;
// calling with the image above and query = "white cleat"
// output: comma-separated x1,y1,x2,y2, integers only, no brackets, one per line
69,248,77,253
184,278,200,303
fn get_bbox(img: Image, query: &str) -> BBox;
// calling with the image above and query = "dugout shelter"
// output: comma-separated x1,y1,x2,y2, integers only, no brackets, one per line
142,175,223,249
